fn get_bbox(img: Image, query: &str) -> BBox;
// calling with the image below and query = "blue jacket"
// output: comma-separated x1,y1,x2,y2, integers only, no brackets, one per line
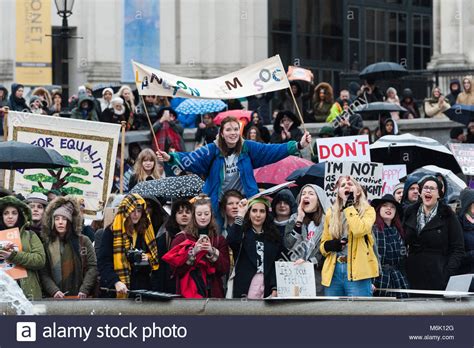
169,140,299,211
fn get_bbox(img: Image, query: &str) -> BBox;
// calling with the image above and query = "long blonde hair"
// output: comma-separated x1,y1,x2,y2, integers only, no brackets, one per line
329,176,370,239
118,85,136,112
133,148,161,182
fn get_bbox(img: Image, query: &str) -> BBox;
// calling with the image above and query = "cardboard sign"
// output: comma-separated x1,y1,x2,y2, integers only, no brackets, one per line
324,161,383,201
316,135,371,163
382,165,407,195
0,228,27,280
449,143,474,176
276,261,316,297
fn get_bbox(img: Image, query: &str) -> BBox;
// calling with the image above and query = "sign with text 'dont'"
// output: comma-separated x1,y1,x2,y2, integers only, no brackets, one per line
316,135,371,163
276,262,316,297
324,161,383,202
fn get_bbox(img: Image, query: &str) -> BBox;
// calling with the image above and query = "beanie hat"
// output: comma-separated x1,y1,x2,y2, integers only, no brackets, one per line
393,182,404,195
111,97,124,105
53,202,74,222
26,192,48,207
248,197,271,209
102,88,113,96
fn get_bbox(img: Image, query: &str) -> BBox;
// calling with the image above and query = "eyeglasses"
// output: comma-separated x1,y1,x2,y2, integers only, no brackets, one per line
422,186,438,192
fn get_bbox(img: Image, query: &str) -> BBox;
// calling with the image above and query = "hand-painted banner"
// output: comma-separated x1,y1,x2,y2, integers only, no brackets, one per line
133,55,290,99
276,261,316,297
382,165,407,195
324,161,383,202
449,143,474,176
287,66,314,83
316,135,371,163
6,112,121,218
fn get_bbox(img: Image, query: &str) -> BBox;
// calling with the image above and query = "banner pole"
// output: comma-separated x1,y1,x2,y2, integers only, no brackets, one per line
140,95,160,151
288,87,314,156
3,106,9,141
120,121,126,194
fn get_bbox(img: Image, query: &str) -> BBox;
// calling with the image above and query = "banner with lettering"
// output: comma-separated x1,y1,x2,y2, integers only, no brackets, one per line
6,112,121,218
276,261,316,297
449,143,474,176
316,135,371,163
0,228,27,280
382,165,407,195
133,55,290,99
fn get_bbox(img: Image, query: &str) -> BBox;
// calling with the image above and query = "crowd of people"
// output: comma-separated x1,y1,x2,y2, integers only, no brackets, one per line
0,115,473,301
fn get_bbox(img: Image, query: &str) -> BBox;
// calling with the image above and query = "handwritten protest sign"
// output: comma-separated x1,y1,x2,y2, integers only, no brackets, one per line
6,112,121,219
133,55,290,99
316,135,370,163
449,143,474,176
276,261,316,297
382,165,407,195
324,161,383,201
0,228,27,280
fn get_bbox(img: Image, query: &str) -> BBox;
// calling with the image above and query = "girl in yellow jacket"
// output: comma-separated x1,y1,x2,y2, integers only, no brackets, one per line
320,176,379,296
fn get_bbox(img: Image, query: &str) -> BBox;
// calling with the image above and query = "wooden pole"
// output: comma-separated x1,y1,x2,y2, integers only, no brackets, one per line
288,87,314,156
140,95,160,151
2,106,9,141
119,121,126,194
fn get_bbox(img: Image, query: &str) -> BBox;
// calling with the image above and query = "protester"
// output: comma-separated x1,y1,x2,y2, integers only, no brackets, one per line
29,96,47,115
270,110,304,143
194,113,218,147
446,79,462,106
333,109,363,137
385,87,401,120
0,196,45,300
243,111,271,143
0,85,8,107
381,118,398,136
358,127,373,144
456,76,474,105
155,199,193,294
272,189,297,240
100,97,127,124
424,87,450,118
219,190,244,238
136,95,159,126
358,79,384,103
403,176,465,290
247,92,274,125
128,148,163,191
311,82,334,122
445,127,466,147
31,87,52,112
401,176,420,211
25,192,48,240
458,189,474,276
49,91,64,116
393,183,404,204
400,88,421,119
157,116,311,217
285,184,330,295
226,197,281,298
118,85,137,130
280,81,304,116
98,194,159,297
163,195,230,298
8,83,30,112
99,88,114,112
244,125,263,142
40,196,98,298
371,194,409,298
320,176,378,296
70,93,99,121
152,107,185,153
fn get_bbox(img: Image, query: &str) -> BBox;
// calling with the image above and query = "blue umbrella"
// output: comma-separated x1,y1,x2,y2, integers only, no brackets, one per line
444,104,474,126
175,99,227,115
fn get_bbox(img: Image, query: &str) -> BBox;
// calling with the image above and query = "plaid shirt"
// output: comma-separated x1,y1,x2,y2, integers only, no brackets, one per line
373,225,410,298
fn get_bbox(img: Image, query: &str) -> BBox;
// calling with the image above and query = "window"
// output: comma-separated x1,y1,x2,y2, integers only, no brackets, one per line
412,14,431,69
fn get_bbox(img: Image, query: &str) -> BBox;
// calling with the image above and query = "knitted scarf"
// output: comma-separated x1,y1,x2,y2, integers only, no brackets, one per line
112,194,159,295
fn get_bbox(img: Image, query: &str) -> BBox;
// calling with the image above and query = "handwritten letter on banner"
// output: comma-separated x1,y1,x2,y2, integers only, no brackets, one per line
6,112,121,218
316,135,371,163
133,55,290,99
324,161,383,202
276,261,316,297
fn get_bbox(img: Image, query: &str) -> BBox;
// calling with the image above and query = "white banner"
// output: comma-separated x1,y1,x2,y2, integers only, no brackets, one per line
6,112,121,218
316,135,371,163
382,165,407,195
276,261,316,297
133,55,290,99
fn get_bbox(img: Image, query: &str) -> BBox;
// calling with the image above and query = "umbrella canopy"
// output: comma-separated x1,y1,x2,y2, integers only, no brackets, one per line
370,133,461,174
353,102,407,114
91,83,122,98
253,156,313,187
409,165,467,203
359,62,409,80
286,162,325,188
129,174,204,199
444,104,474,126
214,110,252,125
175,99,227,115
0,141,71,170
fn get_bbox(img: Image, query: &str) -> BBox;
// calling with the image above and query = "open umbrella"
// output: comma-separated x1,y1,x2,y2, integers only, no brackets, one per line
370,134,461,174
175,99,227,115
359,61,409,81
91,83,122,98
214,110,252,126
353,102,407,114
0,141,71,170
444,104,474,126
286,162,325,188
130,174,204,199
253,156,313,188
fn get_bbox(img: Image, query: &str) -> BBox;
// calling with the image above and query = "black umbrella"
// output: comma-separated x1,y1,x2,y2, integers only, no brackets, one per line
92,83,122,98
359,62,409,81
286,162,325,188
444,104,474,126
353,102,407,114
0,141,71,170
130,174,204,199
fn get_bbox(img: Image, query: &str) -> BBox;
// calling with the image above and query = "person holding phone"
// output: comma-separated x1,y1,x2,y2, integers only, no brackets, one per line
320,176,379,297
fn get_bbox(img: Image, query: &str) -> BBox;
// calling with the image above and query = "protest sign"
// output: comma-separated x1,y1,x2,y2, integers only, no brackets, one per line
449,143,474,176
324,161,383,201
316,135,370,163
133,55,290,99
0,228,27,280
287,66,314,82
276,261,316,297
6,112,121,219
382,165,407,195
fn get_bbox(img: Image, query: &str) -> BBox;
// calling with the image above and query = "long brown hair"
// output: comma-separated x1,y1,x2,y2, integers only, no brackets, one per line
218,116,243,156
133,148,161,181
185,194,219,240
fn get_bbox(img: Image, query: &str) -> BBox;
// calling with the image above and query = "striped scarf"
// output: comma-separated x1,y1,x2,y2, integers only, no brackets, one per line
112,194,159,295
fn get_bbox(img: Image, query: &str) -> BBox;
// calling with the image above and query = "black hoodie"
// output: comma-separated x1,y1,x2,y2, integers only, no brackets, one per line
446,79,461,106
8,83,30,112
